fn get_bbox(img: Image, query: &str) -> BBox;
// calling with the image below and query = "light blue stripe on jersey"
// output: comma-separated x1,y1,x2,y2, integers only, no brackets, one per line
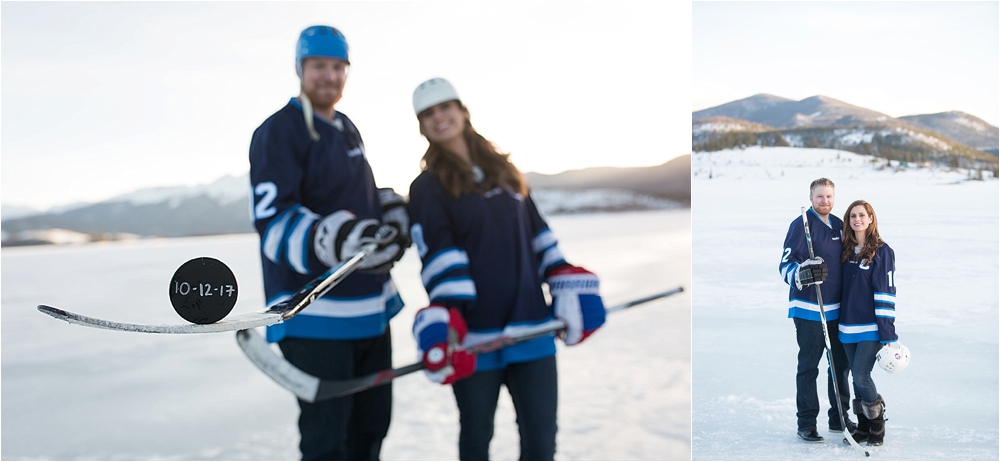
428,277,477,302
874,292,896,306
262,205,318,275
286,210,319,274
532,229,558,253
421,248,470,286
533,229,566,278
265,281,403,341
269,309,397,340
838,322,880,343
464,317,557,371
262,209,294,265
788,298,840,321
780,261,799,286
875,307,896,318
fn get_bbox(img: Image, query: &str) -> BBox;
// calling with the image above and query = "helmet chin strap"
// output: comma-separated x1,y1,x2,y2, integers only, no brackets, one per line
299,90,322,142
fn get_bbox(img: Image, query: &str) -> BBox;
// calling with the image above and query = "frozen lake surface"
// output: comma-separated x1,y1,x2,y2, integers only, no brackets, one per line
692,147,999,460
2,209,690,460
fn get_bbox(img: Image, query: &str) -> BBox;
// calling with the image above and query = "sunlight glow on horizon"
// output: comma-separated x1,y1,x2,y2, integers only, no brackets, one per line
693,2,999,125
1,2,691,210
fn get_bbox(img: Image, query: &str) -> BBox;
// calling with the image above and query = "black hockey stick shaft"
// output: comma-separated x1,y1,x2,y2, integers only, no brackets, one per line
801,208,869,456
313,286,685,400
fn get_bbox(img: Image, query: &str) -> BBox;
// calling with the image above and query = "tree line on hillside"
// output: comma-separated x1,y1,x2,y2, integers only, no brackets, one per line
694,125,999,175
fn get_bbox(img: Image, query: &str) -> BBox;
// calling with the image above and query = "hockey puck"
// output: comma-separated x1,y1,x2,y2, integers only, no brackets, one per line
169,257,238,324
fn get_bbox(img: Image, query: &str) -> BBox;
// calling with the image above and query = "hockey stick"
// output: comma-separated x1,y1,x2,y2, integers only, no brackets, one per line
36,226,395,334
237,286,684,402
268,243,376,321
801,207,870,457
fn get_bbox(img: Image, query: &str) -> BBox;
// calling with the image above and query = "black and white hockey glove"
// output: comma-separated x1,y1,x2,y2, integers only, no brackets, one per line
378,188,411,250
314,211,405,274
794,257,828,290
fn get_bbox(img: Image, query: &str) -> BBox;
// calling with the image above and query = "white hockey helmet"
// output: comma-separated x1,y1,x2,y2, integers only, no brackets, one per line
876,342,910,374
413,77,460,115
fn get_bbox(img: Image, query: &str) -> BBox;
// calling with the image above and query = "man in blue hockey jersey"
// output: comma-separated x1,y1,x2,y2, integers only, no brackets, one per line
779,178,853,443
248,25,409,460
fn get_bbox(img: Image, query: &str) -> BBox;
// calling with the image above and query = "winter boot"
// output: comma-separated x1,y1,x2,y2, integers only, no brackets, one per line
846,398,870,444
830,416,858,433
862,395,886,446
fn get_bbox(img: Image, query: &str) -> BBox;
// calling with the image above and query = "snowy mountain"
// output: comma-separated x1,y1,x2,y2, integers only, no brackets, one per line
106,174,249,207
692,96,999,169
899,111,999,154
524,155,691,206
1,204,45,221
692,117,779,146
693,94,897,129
1,175,253,246
1,161,688,246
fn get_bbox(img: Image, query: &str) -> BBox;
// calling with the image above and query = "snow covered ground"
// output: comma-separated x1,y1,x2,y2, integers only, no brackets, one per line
1,208,690,460
692,147,999,460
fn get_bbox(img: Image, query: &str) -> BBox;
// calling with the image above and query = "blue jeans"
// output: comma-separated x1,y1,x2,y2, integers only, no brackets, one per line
794,318,851,431
843,341,881,403
452,355,558,461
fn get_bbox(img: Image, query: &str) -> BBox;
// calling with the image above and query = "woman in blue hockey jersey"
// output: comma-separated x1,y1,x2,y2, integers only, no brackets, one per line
406,77,606,460
839,200,897,447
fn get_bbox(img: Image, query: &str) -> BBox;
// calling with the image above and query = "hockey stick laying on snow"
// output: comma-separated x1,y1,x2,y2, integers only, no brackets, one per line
236,286,684,402
802,207,870,457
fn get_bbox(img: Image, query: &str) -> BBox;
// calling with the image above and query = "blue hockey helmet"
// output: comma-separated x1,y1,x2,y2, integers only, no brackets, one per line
295,25,349,76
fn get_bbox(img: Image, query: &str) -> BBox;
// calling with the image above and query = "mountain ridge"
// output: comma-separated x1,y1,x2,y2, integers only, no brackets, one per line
694,94,898,129
694,94,999,153
1,159,689,246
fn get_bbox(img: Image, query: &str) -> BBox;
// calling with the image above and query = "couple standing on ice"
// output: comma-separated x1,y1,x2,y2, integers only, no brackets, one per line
781,178,908,447
248,25,606,460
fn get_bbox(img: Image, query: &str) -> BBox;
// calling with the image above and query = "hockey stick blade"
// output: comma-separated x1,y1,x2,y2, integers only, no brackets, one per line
36,237,383,334
843,428,870,457
237,286,684,402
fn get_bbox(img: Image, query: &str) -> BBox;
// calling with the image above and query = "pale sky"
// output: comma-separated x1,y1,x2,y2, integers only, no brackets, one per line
2,1,692,210
694,1,999,125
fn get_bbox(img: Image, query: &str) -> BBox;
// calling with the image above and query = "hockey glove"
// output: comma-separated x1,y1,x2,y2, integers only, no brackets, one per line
547,264,606,346
378,188,411,250
413,304,476,384
794,257,828,290
314,211,404,274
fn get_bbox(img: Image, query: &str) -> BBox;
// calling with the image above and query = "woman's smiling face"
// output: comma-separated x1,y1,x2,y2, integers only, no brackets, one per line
418,100,466,145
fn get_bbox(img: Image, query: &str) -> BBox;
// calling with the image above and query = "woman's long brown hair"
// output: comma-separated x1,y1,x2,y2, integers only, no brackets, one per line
420,104,528,198
841,200,883,264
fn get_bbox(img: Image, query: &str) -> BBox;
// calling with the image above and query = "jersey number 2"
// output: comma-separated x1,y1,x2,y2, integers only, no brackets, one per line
253,182,278,220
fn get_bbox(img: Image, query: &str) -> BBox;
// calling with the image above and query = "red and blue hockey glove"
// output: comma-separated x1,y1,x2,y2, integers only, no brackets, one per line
413,304,476,384
547,264,606,346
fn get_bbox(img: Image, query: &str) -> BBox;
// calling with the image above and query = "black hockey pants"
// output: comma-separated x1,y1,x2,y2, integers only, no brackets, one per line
278,328,392,461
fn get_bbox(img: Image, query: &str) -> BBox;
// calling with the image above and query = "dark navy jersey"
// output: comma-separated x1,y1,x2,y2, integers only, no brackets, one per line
839,243,897,344
780,208,843,321
249,99,402,342
407,171,566,371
